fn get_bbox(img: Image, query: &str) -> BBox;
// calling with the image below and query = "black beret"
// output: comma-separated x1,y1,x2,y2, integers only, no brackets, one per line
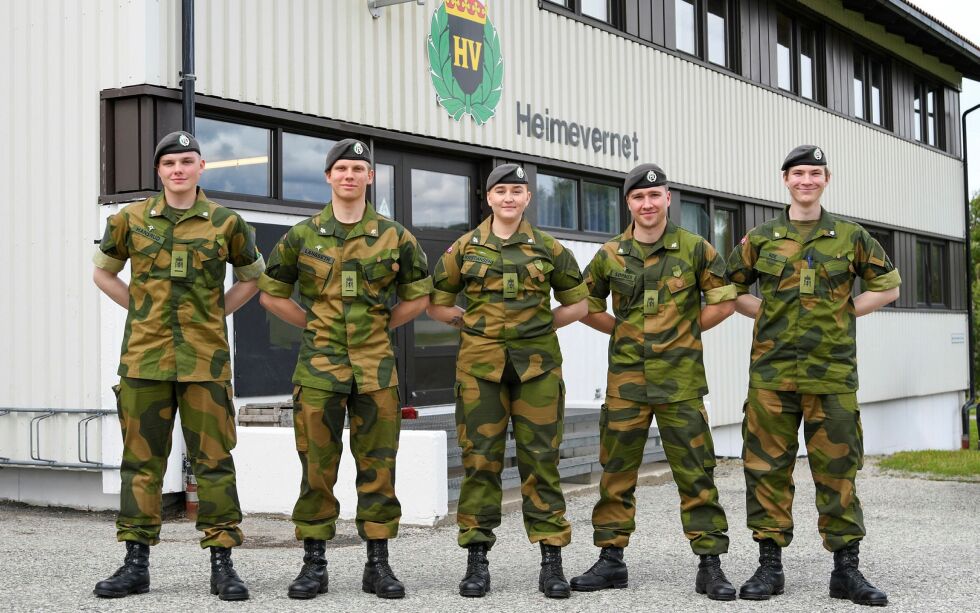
781,145,827,171
623,163,667,197
153,131,201,166
486,163,528,191
325,138,372,171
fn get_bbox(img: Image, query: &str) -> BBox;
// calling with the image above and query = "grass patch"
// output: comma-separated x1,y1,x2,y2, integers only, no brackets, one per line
878,408,980,480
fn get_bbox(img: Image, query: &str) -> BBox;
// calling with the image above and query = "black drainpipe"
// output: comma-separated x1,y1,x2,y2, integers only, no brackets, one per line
181,0,196,134
961,102,979,449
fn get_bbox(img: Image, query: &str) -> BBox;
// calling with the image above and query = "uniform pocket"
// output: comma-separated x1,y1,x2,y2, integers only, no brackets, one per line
112,384,123,420
696,403,717,469
523,259,554,291
821,257,854,300
667,271,697,295
129,231,163,277
754,251,787,277
297,253,332,299
196,240,229,289
222,382,238,449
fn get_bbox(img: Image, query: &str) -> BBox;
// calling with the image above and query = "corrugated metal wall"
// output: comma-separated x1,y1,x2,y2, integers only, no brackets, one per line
179,1,962,237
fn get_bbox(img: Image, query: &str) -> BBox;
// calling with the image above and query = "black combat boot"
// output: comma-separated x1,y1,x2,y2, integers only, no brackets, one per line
695,554,736,601
93,541,150,598
739,539,785,600
362,539,405,599
209,546,249,601
829,542,888,606
570,546,628,591
459,543,491,597
538,543,571,599
287,539,328,599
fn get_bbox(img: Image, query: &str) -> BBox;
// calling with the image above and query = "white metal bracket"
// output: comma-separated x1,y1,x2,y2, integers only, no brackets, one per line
368,0,426,19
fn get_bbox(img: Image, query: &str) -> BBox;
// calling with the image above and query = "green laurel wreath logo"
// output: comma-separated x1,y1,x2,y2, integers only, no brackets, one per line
427,4,503,125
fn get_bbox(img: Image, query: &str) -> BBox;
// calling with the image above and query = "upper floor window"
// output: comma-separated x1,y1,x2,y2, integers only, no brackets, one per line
675,0,736,69
853,50,888,127
542,0,622,27
913,80,942,148
776,12,820,102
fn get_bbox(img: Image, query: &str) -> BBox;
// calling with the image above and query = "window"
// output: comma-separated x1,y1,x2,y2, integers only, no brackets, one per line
679,196,740,255
776,12,820,101
542,0,623,27
854,50,887,127
537,172,620,235
283,132,335,203
197,118,271,197
674,0,736,69
411,168,470,232
916,239,946,307
913,80,942,148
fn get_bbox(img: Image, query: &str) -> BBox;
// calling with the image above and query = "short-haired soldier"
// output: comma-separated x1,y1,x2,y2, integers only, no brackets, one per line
571,163,737,600
257,139,431,600
727,145,900,606
92,130,265,601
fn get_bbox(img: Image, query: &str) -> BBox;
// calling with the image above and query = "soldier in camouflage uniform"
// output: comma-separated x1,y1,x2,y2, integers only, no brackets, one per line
92,131,263,601
727,145,900,606
428,163,588,599
569,163,737,600
257,139,431,600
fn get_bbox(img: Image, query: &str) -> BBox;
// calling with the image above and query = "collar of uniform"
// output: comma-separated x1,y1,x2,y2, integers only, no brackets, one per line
317,202,380,239
500,217,537,247
146,189,212,222
774,205,838,243
617,220,680,259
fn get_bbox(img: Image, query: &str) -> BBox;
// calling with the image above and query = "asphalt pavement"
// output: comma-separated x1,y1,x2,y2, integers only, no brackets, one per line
0,458,976,612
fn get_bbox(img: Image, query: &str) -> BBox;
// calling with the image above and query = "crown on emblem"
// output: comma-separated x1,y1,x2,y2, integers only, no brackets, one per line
646,170,657,182
178,134,190,147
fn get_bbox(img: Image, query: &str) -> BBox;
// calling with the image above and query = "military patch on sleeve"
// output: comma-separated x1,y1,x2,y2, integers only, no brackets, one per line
301,247,335,264
131,224,164,244
463,254,495,265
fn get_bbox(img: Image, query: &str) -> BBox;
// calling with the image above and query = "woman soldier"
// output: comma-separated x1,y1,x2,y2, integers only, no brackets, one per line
427,163,588,599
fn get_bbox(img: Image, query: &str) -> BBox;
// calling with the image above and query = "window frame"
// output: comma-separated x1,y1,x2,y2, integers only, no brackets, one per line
913,78,944,149
673,190,743,256
673,0,739,71
534,167,623,239
540,0,624,28
774,10,823,104
852,48,890,129
915,238,948,308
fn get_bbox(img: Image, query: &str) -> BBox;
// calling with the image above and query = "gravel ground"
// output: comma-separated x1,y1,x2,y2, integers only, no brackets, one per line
0,457,976,612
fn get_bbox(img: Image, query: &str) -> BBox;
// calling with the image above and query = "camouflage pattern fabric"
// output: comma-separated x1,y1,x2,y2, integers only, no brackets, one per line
291,384,402,541
742,388,865,552
593,396,728,554
114,377,243,548
584,220,736,404
94,190,265,382
258,203,431,393
454,365,569,548
431,216,588,382
726,206,901,393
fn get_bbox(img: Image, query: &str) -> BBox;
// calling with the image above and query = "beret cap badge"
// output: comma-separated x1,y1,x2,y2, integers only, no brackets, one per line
646,170,657,183
814,148,823,160
178,134,190,147
516,167,525,179
353,142,364,155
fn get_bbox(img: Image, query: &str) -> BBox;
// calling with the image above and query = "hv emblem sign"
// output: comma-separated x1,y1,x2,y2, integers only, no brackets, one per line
427,0,503,125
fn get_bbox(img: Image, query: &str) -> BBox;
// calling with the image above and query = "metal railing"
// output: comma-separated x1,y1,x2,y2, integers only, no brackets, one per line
0,408,120,470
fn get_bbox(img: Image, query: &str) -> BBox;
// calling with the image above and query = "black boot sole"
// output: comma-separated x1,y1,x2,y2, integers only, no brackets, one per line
739,586,784,601
539,585,571,598
287,585,328,599
93,585,149,598
459,586,490,597
570,581,628,592
211,586,250,601
362,582,405,599
830,590,888,606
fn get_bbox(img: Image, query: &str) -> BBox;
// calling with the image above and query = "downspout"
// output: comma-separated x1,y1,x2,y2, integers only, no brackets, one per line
181,0,196,134
961,102,979,449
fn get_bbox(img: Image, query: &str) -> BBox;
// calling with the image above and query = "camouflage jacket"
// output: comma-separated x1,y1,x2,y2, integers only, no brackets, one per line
431,216,588,383
258,203,431,394
94,190,265,382
726,206,901,394
585,220,735,404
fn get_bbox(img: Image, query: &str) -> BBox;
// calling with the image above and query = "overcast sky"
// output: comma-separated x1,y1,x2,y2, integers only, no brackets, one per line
907,0,980,197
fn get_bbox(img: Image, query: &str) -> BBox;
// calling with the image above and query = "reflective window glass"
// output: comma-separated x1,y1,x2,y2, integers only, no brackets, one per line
374,164,395,218
411,169,469,232
913,91,922,141
853,56,865,119
581,0,608,21
706,0,727,66
283,132,335,203
583,182,619,234
681,200,710,240
800,27,816,100
675,0,697,55
537,174,577,230
712,208,734,255
870,61,884,126
197,118,270,196
926,90,936,146
776,13,792,91
929,243,944,305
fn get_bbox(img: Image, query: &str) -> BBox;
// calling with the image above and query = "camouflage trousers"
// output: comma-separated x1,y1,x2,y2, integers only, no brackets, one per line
291,384,401,541
592,395,729,554
114,377,243,548
454,365,570,549
743,388,865,552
